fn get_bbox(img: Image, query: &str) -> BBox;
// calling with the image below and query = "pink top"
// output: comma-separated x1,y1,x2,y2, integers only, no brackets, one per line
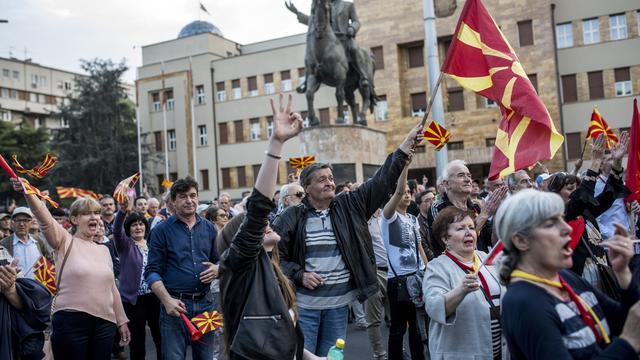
31,199,128,326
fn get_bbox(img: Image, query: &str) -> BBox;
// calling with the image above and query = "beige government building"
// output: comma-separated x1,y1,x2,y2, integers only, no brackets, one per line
136,0,640,200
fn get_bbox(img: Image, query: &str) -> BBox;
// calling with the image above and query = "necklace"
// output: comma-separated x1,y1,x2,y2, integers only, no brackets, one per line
511,269,610,344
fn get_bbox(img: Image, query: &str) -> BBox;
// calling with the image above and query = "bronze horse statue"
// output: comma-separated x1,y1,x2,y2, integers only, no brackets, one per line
287,0,377,126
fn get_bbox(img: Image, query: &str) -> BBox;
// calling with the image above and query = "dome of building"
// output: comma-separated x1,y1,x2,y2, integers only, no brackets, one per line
177,20,223,39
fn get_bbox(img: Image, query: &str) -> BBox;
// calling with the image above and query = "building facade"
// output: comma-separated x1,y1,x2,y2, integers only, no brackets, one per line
137,0,640,199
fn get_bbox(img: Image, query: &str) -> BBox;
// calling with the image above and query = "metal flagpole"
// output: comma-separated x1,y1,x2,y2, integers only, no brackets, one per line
135,69,143,193
161,62,170,181
189,56,198,177
424,0,448,178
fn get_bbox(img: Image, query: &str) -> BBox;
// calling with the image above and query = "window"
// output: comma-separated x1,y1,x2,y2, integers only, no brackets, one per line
198,125,207,146
250,118,261,141
237,166,247,188
10,90,18,99
234,120,244,142
609,14,627,40
447,88,465,111
587,71,604,99
372,46,384,70
266,116,274,138
164,90,174,110
297,68,305,86
517,20,534,46
29,93,37,102
0,110,11,121
376,95,388,121
216,82,226,102
561,74,577,102
448,141,464,150
319,108,330,125
57,80,63,89
12,70,19,79
168,130,176,151
2,69,9,78
556,22,573,48
264,73,275,94
200,169,210,190
528,73,538,93
221,168,231,189
485,98,498,108
38,94,46,103
566,132,582,159
218,123,228,144
248,76,258,97
231,79,241,100
614,67,632,97
170,172,178,182
332,164,356,184
0,88,7,98
31,74,38,87
154,131,163,151
486,138,496,147
582,18,600,44
151,92,161,112
407,45,424,68
60,118,69,128
63,81,72,90
34,118,42,129
411,92,427,117
281,70,292,91
196,85,205,105
252,164,261,183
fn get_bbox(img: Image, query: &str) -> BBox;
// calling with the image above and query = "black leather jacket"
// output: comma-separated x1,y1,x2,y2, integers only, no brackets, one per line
220,190,303,360
273,149,409,302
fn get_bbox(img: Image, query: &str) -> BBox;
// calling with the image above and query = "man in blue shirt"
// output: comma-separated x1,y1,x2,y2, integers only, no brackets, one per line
145,177,219,360
0,207,50,279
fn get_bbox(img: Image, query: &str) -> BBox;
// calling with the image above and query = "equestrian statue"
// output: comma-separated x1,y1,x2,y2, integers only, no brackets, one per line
286,0,377,126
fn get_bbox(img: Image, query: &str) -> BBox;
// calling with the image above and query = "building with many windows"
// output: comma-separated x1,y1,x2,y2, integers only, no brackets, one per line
137,0,640,199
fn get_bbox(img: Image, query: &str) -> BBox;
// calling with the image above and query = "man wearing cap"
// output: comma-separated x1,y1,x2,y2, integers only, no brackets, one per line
535,173,551,191
0,213,11,238
0,207,51,279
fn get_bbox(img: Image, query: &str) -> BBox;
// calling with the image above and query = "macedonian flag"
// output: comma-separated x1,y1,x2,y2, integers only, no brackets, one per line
33,256,57,294
21,179,59,208
442,0,563,179
191,311,223,335
586,108,618,149
114,173,141,204
12,153,57,179
56,186,101,200
424,121,451,151
289,156,316,170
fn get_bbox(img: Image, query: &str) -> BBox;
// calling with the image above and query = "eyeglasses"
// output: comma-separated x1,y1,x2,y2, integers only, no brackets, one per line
12,219,31,224
288,192,305,199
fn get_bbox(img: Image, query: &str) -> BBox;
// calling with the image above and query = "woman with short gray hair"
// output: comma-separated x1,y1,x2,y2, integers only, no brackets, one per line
496,189,640,359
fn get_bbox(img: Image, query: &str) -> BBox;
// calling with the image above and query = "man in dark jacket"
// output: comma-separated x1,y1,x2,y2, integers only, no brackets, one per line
273,124,422,356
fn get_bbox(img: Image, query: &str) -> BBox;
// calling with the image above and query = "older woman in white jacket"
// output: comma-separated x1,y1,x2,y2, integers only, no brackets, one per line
423,206,508,360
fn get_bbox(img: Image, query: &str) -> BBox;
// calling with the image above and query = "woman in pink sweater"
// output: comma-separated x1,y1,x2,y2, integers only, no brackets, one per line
12,178,130,360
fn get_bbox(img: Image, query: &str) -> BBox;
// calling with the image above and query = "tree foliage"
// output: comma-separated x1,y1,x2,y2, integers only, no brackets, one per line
53,59,138,195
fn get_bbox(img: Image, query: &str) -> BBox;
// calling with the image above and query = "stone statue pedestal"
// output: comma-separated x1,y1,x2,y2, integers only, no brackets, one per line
299,125,387,183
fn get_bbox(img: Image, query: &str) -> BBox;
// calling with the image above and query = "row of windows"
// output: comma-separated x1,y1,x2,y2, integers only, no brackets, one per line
561,67,634,103
1,68,75,91
215,69,305,102
556,11,640,49
149,85,206,113
0,87,69,106
152,125,209,152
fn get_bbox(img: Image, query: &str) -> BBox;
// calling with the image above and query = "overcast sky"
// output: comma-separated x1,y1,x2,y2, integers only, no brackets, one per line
0,0,314,83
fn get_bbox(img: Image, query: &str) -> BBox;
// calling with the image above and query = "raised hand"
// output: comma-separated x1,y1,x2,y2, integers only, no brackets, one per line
285,1,299,15
400,123,425,156
270,94,303,144
482,185,508,217
590,134,606,162
612,131,629,165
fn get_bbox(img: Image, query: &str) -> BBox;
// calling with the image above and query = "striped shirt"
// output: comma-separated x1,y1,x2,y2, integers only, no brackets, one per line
297,209,356,310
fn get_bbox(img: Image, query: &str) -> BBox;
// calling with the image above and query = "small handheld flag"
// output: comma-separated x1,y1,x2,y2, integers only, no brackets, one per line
191,311,224,335
114,173,141,204
289,156,316,177
22,179,59,208
161,179,173,189
586,108,619,149
33,256,57,294
423,121,451,151
12,153,57,179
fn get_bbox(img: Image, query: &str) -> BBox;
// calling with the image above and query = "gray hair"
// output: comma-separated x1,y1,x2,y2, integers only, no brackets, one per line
444,159,468,180
506,170,526,190
494,189,565,284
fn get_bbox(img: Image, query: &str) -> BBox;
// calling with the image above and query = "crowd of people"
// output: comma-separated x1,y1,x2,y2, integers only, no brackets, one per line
1,94,639,360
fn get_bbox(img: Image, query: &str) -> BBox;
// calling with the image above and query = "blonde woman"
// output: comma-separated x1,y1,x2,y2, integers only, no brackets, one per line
11,179,130,360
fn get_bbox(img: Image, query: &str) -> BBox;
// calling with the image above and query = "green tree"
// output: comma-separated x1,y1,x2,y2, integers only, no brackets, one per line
53,59,138,195
0,121,51,206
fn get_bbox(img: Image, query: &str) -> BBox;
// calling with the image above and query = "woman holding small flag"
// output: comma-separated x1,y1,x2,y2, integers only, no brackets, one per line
422,206,507,360
496,189,640,359
10,178,130,360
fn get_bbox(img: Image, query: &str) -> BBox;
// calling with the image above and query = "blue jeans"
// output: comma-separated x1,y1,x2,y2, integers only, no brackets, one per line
298,306,349,356
160,296,216,360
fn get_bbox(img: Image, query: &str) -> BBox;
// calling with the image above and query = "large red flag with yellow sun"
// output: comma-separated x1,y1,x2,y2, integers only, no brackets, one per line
442,0,563,180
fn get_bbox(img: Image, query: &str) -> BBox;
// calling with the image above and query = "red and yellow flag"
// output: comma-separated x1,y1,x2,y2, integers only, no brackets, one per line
56,186,101,200
191,311,223,335
586,108,619,149
114,173,140,204
161,179,173,189
12,153,57,179
442,0,563,180
33,256,57,294
21,179,59,208
423,121,451,151
289,156,316,170
625,98,639,203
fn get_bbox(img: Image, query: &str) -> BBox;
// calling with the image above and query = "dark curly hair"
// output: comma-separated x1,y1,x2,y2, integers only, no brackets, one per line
431,206,476,254
124,212,149,238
